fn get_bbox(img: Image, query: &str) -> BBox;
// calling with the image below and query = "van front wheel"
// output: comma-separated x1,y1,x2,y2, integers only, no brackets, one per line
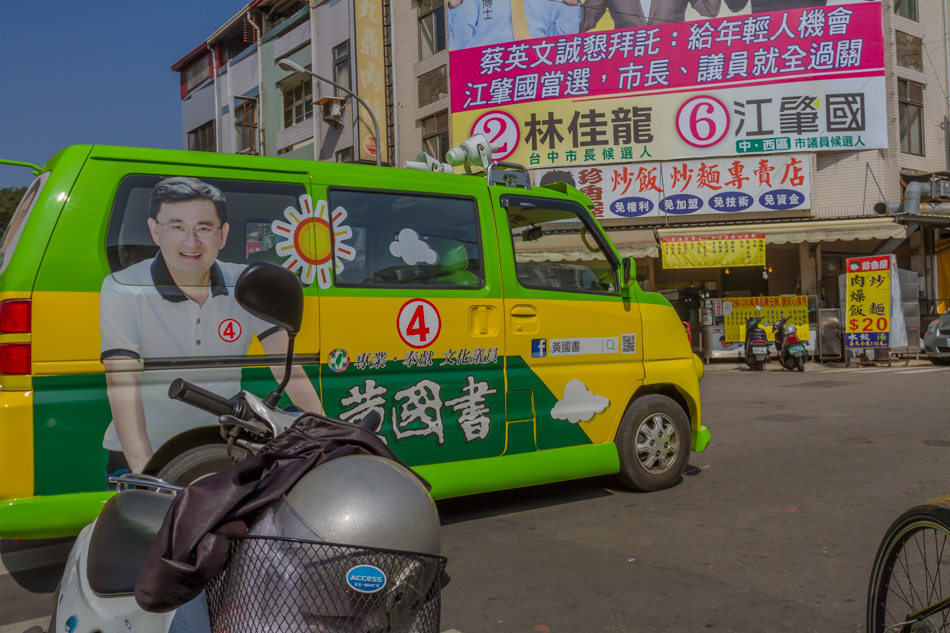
157,444,246,487
615,395,691,492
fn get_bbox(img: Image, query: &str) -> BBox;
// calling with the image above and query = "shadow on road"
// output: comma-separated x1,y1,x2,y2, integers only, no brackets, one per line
437,475,620,525
1,537,74,593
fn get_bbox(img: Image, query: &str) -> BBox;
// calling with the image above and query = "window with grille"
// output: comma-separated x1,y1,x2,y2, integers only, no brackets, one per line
421,111,448,161
183,55,210,93
235,98,258,155
899,79,924,156
283,79,313,129
419,0,445,59
188,120,216,152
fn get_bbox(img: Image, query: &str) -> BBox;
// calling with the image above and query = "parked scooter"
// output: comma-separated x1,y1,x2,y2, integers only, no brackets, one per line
772,316,807,372
49,263,446,633
744,306,770,371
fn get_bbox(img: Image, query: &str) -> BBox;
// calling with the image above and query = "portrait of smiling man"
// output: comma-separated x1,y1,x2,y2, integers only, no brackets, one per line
99,176,322,475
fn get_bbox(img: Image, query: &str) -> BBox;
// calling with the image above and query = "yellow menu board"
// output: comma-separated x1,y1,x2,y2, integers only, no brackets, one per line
661,234,766,269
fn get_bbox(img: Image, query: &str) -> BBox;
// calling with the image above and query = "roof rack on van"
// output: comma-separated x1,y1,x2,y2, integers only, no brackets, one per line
487,162,531,190
0,159,42,175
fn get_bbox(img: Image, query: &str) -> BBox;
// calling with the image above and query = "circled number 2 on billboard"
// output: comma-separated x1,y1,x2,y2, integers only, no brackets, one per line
471,111,519,161
397,299,441,349
676,96,729,149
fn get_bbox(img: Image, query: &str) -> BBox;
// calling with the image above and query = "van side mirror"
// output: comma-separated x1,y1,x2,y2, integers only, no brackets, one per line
623,257,635,285
235,262,304,334
620,256,636,298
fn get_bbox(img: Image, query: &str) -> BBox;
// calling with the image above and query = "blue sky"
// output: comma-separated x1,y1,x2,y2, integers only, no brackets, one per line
0,1,249,188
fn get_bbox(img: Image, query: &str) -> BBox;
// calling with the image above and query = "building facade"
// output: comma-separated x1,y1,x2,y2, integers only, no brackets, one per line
172,0,950,355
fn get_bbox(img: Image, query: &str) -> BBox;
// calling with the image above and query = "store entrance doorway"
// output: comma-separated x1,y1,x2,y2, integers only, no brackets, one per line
722,265,767,297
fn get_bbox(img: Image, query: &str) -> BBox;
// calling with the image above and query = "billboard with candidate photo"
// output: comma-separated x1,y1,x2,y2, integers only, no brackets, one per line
447,0,886,167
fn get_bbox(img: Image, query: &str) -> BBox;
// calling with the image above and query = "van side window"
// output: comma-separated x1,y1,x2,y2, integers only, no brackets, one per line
105,175,309,284
328,189,483,289
0,172,50,276
506,206,617,294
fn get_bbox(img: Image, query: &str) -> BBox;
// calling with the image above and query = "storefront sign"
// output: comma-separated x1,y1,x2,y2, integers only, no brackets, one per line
448,0,887,166
354,0,389,164
844,255,891,348
723,295,810,342
533,154,810,218
661,234,765,269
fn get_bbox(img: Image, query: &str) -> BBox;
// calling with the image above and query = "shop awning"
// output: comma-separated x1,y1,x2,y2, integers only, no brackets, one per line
656,217,908,244
515,217,908,263
613,217,908,259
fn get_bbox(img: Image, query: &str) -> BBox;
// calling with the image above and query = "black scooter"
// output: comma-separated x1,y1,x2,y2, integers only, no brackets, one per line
772,316,807,372
744,307,770,371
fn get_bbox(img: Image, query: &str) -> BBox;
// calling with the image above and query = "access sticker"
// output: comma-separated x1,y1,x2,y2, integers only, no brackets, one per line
346,565,387,593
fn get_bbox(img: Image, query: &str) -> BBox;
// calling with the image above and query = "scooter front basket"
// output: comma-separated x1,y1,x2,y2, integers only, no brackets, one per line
206,536,446,633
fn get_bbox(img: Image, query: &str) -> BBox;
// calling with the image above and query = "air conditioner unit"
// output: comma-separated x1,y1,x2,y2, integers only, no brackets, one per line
314,96,346,125
933,180,950,198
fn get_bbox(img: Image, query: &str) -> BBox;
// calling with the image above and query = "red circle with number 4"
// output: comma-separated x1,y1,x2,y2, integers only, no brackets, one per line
219,318,242,342
397,299,441,349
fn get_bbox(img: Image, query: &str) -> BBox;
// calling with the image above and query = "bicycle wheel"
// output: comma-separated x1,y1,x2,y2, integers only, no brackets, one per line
867,504,950,633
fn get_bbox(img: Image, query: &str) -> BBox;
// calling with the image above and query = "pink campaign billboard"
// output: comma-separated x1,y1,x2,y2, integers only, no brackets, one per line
447,0,887,167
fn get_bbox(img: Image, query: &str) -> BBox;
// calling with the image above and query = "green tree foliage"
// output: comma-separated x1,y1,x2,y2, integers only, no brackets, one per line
0,187,26,233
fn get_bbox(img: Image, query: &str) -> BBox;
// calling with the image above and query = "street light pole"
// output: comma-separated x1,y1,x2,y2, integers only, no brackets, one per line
277,58,382,167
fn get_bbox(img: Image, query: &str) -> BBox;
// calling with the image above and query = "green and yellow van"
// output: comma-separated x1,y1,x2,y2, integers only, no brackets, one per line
0,145,708,540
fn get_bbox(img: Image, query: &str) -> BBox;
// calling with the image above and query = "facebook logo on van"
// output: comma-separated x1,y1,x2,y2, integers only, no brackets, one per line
531,339,547,357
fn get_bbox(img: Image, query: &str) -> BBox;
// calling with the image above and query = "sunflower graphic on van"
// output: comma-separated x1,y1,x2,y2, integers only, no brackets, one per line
272,195,355,288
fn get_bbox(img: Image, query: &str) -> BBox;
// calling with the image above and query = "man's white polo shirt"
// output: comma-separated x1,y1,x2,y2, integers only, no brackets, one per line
99,254,280,452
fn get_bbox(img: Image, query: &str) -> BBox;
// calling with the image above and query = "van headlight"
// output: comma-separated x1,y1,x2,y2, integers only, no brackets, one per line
928,321,938,334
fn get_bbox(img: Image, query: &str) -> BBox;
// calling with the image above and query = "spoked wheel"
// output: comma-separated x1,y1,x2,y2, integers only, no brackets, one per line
615,395,691,492
867,504,950,633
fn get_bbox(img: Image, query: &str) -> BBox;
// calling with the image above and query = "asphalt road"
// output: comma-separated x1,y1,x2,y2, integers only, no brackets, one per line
3,361,950,633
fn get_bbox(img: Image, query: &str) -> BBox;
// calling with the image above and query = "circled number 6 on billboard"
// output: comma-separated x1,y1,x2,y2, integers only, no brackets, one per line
676,96,729,149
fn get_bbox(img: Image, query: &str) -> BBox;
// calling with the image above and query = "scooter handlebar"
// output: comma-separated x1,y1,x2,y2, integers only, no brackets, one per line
168,378,244,419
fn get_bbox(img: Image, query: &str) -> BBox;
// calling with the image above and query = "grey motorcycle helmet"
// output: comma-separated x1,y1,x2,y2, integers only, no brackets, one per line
273,454,441,556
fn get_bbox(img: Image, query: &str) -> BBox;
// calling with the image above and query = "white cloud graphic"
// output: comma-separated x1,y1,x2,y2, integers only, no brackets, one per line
390,228,438,265
551,379,609,424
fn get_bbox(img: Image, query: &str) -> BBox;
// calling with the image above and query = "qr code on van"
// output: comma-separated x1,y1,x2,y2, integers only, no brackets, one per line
621,334,636,354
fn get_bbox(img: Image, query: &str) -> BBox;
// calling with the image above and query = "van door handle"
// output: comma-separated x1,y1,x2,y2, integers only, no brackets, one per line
510,306,538,317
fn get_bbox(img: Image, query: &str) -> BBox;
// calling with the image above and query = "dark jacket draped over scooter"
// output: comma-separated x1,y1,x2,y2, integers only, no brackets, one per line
135,413,428,612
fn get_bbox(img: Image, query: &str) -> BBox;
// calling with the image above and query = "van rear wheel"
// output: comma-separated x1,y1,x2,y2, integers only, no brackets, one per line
157,444,246,487
615,395,691,492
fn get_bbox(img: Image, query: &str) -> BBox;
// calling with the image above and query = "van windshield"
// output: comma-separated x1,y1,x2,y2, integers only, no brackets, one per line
0,172,50,276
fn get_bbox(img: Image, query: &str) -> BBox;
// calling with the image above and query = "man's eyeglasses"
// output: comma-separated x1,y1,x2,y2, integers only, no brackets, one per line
156,221,222,240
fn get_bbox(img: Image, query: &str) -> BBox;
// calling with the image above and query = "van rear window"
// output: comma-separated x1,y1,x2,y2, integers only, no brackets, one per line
0,172,50,276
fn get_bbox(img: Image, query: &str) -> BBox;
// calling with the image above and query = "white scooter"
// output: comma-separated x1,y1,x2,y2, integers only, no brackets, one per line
49,263,445,633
